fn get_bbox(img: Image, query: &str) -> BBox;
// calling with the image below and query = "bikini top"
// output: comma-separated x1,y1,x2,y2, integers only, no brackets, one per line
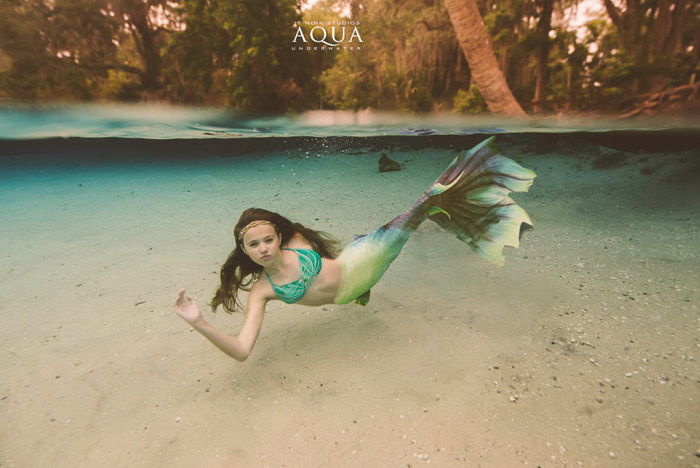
264,248,322,304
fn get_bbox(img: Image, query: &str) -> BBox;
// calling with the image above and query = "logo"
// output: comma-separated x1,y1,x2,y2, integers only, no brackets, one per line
291,21,363,51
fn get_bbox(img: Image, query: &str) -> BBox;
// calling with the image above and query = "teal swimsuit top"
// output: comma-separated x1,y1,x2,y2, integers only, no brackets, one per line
265,248,322,304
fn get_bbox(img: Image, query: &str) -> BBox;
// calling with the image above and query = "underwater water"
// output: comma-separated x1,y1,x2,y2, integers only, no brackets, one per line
1,104,698,467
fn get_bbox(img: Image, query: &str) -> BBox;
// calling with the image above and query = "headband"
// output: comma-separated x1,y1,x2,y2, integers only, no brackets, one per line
237,220,276,241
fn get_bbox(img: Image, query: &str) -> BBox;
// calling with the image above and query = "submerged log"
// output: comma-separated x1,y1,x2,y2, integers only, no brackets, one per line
620,82,700,118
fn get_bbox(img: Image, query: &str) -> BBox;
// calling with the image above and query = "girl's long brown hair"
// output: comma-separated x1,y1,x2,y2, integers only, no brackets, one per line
210,208,341,313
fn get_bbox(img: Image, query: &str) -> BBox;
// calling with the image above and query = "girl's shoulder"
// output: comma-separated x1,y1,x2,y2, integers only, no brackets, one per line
250,276,277,301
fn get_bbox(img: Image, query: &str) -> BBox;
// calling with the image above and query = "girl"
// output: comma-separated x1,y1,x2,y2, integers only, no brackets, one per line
175,137,535,361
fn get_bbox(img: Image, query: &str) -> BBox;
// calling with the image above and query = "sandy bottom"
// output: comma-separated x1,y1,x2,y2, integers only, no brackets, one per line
0,140,698,467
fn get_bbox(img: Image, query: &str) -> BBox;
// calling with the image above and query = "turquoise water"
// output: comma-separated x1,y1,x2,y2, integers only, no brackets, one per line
2,103,699,140
1,104,698,170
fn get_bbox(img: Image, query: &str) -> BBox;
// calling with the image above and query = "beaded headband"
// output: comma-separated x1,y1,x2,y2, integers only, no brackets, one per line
237,220,276,241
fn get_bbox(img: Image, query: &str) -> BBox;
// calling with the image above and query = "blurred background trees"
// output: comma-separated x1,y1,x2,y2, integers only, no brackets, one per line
0,0,697,115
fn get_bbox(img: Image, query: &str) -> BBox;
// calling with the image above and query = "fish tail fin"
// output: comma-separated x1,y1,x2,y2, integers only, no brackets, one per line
424,136,536,266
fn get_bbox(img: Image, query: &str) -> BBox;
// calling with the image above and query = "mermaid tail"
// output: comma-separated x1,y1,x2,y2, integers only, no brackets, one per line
334,225,412,305
424,136,535,265
334,137,536,305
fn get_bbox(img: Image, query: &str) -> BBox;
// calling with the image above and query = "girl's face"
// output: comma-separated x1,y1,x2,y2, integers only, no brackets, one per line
241,224,281,266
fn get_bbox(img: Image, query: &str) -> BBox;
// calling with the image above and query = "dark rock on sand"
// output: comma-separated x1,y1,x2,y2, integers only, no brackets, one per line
379,153,401,172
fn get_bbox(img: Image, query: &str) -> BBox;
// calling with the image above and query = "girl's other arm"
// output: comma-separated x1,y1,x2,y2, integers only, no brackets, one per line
175,287,267,362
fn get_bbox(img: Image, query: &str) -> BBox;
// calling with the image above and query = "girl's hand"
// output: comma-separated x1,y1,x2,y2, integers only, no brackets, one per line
175,289,202,325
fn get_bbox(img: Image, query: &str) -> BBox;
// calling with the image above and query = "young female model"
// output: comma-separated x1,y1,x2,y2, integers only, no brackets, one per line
175,137,536,361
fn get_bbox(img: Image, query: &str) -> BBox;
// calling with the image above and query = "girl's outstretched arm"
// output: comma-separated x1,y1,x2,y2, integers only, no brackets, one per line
175,287,267,362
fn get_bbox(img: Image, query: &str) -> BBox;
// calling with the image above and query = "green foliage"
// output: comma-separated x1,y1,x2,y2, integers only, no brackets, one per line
1,0,697,113
163,0,329,112
315,0,469,112
220,0,312,112
545,29,587,110
579,0,698,106
98,70,141,101
0,0,120,100
453,86,487,113
162,0,232,104
320,52,379,110
223,1,285,110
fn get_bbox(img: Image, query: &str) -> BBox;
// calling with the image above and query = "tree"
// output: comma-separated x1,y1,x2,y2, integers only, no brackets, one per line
602,0,698,93
0,0,123,100
532,0,553,113
161,0,326,111
109,0,177,93
220,0,307,112
443,0,526,116
0,0,179,101
162,0,232,104
317,0,471,112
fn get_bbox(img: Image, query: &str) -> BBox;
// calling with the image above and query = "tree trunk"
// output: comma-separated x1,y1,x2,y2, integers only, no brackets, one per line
444,0,526,116
129,8,161,90
668,0,690,55
115,0,163,92
532,0,553,113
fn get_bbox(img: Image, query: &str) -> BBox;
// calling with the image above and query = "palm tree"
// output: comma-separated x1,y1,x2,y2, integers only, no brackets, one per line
444,0,526,116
